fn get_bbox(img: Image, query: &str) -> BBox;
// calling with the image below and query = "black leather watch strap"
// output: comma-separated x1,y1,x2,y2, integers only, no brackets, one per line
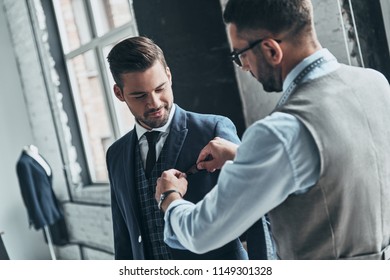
158,189,182,210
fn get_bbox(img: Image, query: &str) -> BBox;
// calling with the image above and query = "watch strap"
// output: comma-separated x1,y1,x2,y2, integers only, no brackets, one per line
158,189,182,210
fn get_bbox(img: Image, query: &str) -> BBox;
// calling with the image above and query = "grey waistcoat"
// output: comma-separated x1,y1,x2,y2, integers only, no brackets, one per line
269,64,390,259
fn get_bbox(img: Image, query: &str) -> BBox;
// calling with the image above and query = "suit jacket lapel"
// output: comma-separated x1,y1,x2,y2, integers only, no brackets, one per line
122,130,141,218
122,106,187,205
164,105,188,169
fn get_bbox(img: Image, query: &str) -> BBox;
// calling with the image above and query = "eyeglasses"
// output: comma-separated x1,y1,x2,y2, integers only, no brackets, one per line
230,38,282,67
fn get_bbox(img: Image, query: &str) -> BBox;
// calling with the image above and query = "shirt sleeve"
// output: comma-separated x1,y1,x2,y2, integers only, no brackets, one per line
164,112,320,253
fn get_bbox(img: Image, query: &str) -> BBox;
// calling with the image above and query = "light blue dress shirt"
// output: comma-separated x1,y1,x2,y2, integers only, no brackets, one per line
163,49,340,253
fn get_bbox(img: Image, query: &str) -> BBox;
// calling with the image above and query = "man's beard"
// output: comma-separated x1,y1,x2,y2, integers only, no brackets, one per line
261,79,283,93
141,104,171,128
251,69,283,93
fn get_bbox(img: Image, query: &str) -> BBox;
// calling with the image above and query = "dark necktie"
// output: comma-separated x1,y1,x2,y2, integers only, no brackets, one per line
144,131,160,178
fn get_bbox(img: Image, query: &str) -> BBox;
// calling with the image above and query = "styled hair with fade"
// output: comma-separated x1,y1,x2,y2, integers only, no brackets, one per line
223,0,312,36
107,36,168,89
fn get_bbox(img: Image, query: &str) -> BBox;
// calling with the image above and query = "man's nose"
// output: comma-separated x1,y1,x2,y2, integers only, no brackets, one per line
148,92,161,108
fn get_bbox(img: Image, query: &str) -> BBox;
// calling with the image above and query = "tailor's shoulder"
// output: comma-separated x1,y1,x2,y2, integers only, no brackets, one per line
341,63,389,81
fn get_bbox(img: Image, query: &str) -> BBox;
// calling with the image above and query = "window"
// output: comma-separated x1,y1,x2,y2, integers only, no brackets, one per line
53,0,138,183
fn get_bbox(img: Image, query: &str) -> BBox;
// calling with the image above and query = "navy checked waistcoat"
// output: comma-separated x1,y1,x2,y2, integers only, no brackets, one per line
134,140,172,260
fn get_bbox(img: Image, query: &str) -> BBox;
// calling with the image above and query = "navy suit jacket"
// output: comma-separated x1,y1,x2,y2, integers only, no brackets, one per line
16,152,62,230
107,105,245,259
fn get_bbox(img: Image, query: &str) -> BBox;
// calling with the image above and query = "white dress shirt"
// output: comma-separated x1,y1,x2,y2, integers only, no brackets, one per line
135,104,176,168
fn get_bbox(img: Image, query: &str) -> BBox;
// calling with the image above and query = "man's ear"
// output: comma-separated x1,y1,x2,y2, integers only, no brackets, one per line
261,39,283,66
113,84,125,102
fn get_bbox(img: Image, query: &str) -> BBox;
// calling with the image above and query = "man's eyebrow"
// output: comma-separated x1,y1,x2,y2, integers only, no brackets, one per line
128,90,147,96
127,81,168,96
125,90,146,97
155,81,168,88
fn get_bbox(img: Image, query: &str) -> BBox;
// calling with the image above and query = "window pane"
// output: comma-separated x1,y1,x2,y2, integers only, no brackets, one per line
103,44,135,135
68,50,113,182
54,0,92,53
91,0,134,36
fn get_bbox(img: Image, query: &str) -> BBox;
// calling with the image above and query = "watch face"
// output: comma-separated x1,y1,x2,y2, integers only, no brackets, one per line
158,194,165,210
158,190,179,210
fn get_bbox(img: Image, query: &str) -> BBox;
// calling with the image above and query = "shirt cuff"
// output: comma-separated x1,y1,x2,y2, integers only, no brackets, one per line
163,199,194,249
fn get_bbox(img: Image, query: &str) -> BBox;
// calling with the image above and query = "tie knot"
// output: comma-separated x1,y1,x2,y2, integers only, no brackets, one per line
145,131,160,145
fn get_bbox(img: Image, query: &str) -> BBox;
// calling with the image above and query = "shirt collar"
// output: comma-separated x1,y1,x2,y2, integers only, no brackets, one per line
282,48,339,93
136,104,176,140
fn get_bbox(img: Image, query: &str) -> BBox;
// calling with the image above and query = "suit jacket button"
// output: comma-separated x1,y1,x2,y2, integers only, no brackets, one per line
138,235,142,243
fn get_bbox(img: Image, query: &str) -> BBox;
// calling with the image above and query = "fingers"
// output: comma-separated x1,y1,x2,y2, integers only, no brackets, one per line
155,169,188,202
196,160,217,173
160,168,187,180
196,137,220,168
196,145,212,165
156,169,176,201
196,137,227,172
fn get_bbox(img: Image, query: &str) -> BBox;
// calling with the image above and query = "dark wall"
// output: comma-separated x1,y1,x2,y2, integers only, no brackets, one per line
344,0,390,81
133,0,246,137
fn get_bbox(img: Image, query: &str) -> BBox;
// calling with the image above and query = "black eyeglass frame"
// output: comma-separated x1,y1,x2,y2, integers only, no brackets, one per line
230,38,282,67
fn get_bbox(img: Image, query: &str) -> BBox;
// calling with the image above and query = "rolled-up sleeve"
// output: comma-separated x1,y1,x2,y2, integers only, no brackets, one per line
164,199,196,249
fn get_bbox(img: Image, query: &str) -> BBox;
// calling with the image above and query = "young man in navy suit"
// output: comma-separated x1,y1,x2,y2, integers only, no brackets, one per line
106,36,266,259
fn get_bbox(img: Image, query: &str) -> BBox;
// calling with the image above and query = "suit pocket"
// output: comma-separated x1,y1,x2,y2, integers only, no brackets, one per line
185,170,219,203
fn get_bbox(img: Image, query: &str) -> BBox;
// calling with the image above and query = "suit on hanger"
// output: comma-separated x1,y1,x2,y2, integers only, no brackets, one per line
16,151,68,245
16,152,62,229
107,105,250,259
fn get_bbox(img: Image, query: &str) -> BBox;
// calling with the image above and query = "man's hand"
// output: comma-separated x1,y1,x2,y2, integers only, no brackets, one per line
196,137,238,172
155,169,188,212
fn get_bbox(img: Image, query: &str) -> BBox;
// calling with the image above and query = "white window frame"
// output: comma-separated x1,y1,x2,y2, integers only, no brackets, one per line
53,0,138,183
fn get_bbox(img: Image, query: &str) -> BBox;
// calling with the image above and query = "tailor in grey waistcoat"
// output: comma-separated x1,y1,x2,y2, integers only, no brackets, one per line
270,65,390,259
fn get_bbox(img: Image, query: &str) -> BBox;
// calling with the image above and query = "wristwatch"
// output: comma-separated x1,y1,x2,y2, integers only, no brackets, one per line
158,189,182,210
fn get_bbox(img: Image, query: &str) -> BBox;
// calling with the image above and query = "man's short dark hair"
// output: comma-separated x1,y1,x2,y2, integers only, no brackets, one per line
223,0,312,36
107,36,168,89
